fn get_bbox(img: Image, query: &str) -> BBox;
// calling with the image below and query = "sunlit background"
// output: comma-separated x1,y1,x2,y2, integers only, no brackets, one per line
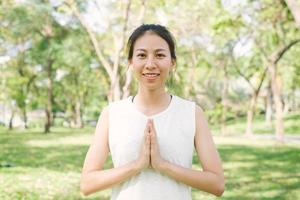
1,0,300,199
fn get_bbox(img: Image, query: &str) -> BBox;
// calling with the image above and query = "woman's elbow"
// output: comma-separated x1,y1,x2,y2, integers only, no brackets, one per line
214,183,225,196
80,178,91,196
214,177,225,197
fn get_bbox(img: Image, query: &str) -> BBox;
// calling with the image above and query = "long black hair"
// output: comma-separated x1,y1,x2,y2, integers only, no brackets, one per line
127,24,176,61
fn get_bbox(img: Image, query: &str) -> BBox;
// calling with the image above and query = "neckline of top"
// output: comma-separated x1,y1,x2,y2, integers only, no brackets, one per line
128,94,176,119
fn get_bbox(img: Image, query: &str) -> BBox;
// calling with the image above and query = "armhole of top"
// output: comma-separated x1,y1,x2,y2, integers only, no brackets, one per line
106,103,112,153
107,103,112,126
192,101,196,139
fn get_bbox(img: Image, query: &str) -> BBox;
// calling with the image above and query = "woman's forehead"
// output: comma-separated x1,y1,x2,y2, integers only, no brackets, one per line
133,32,169,51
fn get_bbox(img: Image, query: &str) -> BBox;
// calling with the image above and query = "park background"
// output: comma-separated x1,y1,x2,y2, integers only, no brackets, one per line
0,0,300,199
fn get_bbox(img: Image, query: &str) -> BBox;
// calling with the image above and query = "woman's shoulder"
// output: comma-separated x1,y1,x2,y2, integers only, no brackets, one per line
108,96,131,107
173,95,196,107
173,95,204,115
106,96,133,116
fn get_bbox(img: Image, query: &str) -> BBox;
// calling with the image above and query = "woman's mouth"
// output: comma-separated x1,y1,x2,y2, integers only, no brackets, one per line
142,73,160,80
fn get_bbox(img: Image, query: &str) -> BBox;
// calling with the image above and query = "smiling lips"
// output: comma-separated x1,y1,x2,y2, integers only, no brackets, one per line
142,73,160,80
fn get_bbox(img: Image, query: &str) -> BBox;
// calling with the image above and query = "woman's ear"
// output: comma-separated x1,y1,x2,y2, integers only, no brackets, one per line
171,59,176,70
128,59,132,68
128,59,133,69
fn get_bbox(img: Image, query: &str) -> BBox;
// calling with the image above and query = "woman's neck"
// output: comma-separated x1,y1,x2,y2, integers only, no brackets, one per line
134,87,171,108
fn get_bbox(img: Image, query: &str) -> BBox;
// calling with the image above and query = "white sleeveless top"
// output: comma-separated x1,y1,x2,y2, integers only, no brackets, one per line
108,95,196,200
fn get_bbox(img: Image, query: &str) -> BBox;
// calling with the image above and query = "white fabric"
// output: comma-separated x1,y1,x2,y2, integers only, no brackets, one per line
108,95,196,200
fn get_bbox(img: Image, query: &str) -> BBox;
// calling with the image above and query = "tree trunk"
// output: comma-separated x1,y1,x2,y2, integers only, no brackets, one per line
265,83,273,127
283,96,290,115
183,54,198,98
9,109,15,130
255,38,300,142
183,67,195,98
268,62,284,142
22,107,28,129
266,39,300,142
45,108,51,133
122,68,133,99
291,87,297,111
44,59,53,133
109,76,121,102
75,100,83,128
245,93,258,137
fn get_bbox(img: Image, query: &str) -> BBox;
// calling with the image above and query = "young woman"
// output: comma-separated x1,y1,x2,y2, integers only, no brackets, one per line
80,24,225,200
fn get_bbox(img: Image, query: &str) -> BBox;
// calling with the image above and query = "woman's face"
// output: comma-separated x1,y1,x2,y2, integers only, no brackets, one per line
129,32,175,91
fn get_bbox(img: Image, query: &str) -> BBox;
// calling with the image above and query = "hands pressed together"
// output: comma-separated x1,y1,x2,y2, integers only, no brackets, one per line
136,119,166,172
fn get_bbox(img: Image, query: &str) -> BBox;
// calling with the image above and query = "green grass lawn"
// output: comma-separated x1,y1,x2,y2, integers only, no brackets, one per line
0,122,299,199
211,113,300,136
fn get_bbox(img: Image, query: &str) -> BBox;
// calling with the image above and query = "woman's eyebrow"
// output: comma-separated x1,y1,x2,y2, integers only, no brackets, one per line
135,48,168,52
155,49,167,52
135,49,146,52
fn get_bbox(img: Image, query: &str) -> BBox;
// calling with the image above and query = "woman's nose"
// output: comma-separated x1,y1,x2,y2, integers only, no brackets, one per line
145,57,156,69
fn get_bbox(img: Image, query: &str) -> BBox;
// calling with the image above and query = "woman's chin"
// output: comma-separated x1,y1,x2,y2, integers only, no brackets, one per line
141,83,164,91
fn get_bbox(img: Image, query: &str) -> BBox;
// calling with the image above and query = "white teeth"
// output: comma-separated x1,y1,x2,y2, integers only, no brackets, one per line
145,74,158,77
144,74,159,77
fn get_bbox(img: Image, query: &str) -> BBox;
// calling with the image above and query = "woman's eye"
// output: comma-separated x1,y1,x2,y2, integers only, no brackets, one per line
137,54,146,58
156,54,165,58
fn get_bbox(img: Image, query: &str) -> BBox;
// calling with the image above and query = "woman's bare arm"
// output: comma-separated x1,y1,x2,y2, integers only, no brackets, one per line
80,107,147,196
156,105,225,196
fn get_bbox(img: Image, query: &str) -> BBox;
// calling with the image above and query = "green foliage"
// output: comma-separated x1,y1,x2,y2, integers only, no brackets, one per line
213,15,244,33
